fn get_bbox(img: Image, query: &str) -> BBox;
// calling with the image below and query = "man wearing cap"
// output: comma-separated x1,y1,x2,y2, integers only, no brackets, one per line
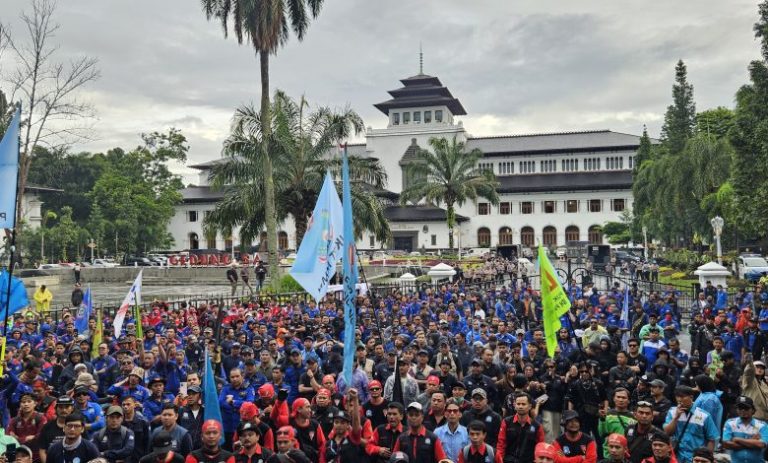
186,420,233,463
648,379,672,428
178,385,205,447
363,380,390,429
638,432,677,463
313,388,340,438
38,396,74,463
741,353,768,420
392,402,447,463
319,390,365,463
663,385,718,463
553,410,597,463
722,396,768,463
219,368,255,449
431,338,462,379
144,376,175,426
416,375,442,411
121,395,151,463
73,385,104,438
45,413,100,463
7,392,46,462
93,406,135,463
459,389,501,448
462,359,496,405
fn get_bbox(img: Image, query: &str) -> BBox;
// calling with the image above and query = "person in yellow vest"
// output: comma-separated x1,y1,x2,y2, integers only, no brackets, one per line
33,284,53,314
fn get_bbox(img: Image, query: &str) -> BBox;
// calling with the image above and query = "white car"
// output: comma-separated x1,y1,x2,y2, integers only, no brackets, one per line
517,258,535,274
556,247,567,258
409,251,422,257
371,251,392,260
38,263,62,270
93,258,119,268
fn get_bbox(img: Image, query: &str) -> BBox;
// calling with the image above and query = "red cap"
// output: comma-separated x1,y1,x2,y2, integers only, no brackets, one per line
535,443,557,459
276,426,295,440
258,383,275,399
316,388,331,398
606,433,628,448
426,375,440,386
291,398,310,417
240,402,260,420
368,380,382,390
202,419,222,432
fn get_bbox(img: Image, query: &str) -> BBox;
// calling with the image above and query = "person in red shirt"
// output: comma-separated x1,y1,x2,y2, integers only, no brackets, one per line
288,398,326,462
639,433,678,463
535,442,557,463
232,421,273,463
553,410,597,463
8,392,47,462
367,402,405,463
319,389,365,463
496,392,545,463
458,420,494,463
393,402,447,463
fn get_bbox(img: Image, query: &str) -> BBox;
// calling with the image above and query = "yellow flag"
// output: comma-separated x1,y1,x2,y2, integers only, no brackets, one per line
0,337,6,376
538,246,571,358
91,309,102,359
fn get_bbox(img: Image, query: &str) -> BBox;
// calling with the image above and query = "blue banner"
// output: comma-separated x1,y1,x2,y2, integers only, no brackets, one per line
0,107,20,229
0,269,28,322
341,146,358,386
203,345,224,437
74,286,92,334
289,172,344,301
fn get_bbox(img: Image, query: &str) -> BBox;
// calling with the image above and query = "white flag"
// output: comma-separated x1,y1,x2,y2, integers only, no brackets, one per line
113,270,143,337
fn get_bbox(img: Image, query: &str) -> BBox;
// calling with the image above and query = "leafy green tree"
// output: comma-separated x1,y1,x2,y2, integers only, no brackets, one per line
695,107,735,139
730,0,768,239
399,136,499,250
201,0,325,280
634,125,653,173
205,91,390,248
660,60,696,154
602,221,631,245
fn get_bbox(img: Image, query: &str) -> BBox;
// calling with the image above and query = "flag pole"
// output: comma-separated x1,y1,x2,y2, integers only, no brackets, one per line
2,103,21,340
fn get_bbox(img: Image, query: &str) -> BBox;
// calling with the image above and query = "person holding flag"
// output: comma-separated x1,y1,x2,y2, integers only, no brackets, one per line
114,270,143,337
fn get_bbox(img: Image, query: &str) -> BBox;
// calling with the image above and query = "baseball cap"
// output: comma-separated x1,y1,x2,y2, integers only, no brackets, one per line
426,375,440,386
106,405,124,416
334,410,352,422
188,385,202,394
16,446,33,458
152,431,173,452
470,358,482,366
754,360,766,368
736,396,755,409
471,388,487,399
389,451,410,463
56,396,75,406
650,379,666,388
240,402,260,420
202,419,222,432
368,380,383,390
651,432,670,444
406,402,423,412
238,421,260,434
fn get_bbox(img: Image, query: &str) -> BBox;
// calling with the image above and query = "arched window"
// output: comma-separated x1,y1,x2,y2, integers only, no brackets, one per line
477,227,491,247
565,225,580,242
543,226,557,247
189,233,200,250
520,226,534,247
278,231,289,250
588,225,603,244
499,227,513,246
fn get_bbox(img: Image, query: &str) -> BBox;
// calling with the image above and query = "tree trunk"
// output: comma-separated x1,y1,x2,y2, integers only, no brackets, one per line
259,49,280,284
447,202,455,251
294,211,308,248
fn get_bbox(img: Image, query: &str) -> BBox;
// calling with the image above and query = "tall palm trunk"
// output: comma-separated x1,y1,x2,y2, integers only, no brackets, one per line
260,49,279,282
447,203,455,251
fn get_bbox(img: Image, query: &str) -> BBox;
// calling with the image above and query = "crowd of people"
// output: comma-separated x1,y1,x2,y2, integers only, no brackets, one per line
2,257,768,463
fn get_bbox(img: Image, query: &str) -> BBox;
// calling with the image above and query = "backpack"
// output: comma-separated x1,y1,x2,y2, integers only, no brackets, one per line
462,444,495,463
96,425,129,445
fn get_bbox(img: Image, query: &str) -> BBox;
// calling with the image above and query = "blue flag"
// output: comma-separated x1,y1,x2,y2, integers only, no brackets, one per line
621,284,630,349
203,345,223,439
0,107,20,229
0,269,28,322
290,172,344,301
74,286,92,334
341,146,358,386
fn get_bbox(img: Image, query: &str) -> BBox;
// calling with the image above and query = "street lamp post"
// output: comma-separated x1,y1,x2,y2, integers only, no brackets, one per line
711,216,724,265
642,225,648,260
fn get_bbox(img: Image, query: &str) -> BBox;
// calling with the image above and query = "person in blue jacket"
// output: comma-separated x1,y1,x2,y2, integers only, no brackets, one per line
73,385,104,437
218,367,255,448
143,376,175,427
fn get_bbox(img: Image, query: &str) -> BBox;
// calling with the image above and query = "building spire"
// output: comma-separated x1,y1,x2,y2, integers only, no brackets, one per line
419,42,423,75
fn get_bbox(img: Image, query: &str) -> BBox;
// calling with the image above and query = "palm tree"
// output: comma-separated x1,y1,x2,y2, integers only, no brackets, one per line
399,136,499,250
204,91,390,252
201,0,324,278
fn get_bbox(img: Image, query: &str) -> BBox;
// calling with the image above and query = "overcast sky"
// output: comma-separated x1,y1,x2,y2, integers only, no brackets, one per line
1,0,763,182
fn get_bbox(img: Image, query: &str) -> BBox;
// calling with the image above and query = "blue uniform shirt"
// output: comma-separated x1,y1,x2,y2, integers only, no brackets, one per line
723,416,768,463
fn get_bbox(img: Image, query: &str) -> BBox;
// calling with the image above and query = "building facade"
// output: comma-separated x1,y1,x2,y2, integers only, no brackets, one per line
167,72,646,254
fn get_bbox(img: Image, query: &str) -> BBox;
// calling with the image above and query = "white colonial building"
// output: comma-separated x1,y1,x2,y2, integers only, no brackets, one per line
168,71,647,254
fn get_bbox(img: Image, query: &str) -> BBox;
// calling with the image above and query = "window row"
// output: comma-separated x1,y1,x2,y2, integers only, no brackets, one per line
392,110,444,126
477,162,494,173
491,157,632,176
187,210,212,222
186,231,288,250
584,158,601,171
498,161,515,175
477,225,604,247
478,198,626,215
540,159,557,173
606,156,624,170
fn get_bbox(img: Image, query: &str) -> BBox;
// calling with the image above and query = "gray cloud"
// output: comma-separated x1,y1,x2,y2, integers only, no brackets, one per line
1,0,763,181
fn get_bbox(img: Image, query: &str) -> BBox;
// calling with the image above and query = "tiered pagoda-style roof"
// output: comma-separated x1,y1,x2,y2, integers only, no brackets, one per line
374,73,467,116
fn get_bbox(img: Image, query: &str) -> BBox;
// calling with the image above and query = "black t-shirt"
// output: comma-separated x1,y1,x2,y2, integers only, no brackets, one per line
299,372,317,400
39,419,66,454
362,398,390,429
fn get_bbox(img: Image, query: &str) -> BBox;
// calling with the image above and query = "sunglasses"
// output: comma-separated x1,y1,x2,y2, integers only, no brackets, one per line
369,387,381,391
636,401,653,407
